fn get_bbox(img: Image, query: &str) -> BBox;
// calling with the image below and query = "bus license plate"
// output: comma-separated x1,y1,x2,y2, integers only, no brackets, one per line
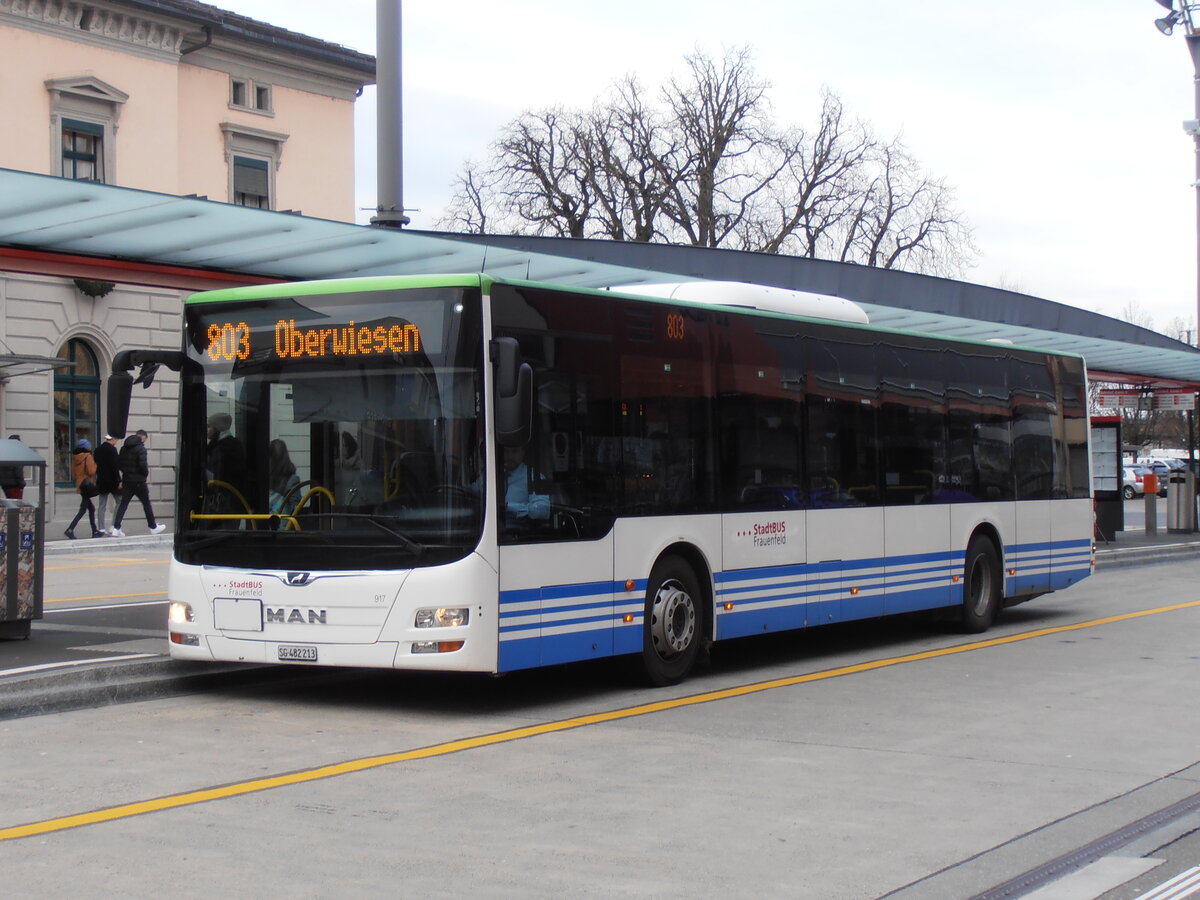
278,645,317,662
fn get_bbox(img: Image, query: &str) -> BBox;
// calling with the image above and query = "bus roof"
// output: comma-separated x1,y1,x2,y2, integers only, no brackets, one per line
185,273,1087,364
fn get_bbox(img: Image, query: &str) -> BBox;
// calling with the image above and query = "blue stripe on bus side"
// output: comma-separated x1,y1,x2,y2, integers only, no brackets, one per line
498,579,639,672
498,595,614,624
498,636,541,671
496,539,1090,670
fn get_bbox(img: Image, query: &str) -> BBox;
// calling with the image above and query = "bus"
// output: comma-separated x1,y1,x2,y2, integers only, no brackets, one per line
108,274,1094,685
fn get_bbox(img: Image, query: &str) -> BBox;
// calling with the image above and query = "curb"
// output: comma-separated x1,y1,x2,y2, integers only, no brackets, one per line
44,533,172,555
0,657,269,721
1095,540,1200,570
0,654,367,721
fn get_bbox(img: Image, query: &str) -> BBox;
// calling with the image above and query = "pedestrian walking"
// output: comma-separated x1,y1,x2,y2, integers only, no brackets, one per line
65,438,103,539
109,429,167,537
93,433,121,534
0,434,26,500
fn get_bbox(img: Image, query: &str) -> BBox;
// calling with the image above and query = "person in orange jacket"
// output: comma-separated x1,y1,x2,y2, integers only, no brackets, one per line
66,438,102,539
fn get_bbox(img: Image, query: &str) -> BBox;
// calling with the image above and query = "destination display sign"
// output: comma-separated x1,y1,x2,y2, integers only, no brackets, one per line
1153,392,1196,411
204,319,423,363
1096,389,1197,411
1096,390,1143,409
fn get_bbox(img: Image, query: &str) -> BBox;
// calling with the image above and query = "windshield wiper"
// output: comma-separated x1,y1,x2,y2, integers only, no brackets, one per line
320,512,425,555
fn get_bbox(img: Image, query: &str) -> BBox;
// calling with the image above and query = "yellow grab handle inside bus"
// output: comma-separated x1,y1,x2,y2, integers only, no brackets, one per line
190,512,299,530
278,479,321,512
206,479,257,529
285,486,335,529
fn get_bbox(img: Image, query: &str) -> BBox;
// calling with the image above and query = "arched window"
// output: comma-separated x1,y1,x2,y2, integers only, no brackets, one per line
53,339,100,486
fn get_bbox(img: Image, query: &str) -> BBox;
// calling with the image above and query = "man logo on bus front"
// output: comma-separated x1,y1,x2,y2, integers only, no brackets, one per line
286,572,312,586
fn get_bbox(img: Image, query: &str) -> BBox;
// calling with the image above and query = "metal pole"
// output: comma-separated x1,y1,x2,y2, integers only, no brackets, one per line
1190,34,1200,338
1187,32,1200,530
1191,400,1198,530
372,0,409,227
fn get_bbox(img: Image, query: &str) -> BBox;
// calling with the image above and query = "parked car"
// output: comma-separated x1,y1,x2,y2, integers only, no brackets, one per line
1127,464,1168,498
1122,466,1144,500
1137,457,1186,475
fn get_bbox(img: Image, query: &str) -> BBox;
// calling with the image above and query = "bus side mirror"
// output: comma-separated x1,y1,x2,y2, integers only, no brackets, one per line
107,371,134,440
492,338,532,447
108,349,187,439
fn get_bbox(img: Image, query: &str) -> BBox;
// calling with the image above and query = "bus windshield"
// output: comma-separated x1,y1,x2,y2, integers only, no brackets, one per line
177,285,485,571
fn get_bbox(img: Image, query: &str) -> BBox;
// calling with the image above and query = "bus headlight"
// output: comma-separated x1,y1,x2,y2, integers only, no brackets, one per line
415,607,469,628
169,602,194,624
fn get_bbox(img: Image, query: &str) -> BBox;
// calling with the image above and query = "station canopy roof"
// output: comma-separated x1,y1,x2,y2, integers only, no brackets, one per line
2,167,1199,390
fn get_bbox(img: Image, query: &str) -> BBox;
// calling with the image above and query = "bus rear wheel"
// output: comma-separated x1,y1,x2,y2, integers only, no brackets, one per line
960,536,1001,633
641,555,702,686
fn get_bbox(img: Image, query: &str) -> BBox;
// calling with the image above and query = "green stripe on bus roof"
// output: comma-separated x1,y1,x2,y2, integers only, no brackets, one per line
184,273,488,305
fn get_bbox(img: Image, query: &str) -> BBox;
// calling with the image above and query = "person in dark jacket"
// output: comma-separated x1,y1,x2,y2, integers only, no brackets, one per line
93,434,121,534
109,429,166,537
202,413,248,525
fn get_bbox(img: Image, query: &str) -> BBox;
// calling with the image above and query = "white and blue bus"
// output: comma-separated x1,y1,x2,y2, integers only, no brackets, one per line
109,274,1093,685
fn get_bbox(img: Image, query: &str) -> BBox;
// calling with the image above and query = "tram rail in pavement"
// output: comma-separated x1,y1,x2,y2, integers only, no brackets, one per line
0,526,1197,721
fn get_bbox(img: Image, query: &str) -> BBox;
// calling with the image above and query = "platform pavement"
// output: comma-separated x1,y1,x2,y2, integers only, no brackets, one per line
1,526,1197,721
1092,526,1200,569
43,529,172,555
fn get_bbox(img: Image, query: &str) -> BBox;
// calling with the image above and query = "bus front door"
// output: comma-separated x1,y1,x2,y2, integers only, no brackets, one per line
496,536,616,671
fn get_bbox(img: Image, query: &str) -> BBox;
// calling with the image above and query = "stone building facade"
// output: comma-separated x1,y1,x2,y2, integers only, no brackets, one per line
0,0,373,533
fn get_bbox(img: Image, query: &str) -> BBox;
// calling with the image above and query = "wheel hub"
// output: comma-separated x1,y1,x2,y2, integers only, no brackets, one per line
651,579,696,656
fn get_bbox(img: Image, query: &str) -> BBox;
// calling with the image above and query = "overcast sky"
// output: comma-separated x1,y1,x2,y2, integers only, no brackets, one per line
227,0,1198,335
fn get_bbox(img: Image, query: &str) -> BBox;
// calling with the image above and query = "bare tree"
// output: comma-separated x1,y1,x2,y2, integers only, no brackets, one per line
440,164,500,235
735,90,872,257
1165,315,1196,345
1120,300,1154,332
494,107,597,238
657,47,780,248
438,48,977,276
833,138,976,276
584,76,679,243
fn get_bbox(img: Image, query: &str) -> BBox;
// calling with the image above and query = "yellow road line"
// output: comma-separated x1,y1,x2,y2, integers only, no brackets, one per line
3,598,1197,842
44,591,167,605
46,560,169,572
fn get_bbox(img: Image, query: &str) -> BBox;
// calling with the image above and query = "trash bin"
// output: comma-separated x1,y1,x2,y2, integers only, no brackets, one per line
0,438,46,639
1143,472,1159,535
1167,471,1195,534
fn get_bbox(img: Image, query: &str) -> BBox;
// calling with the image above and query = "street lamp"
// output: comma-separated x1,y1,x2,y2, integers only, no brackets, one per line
1154,1,1200,342
1157,2,1185,34
1156,2,1200,522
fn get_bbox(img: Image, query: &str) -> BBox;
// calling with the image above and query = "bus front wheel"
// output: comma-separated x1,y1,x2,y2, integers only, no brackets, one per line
960,536,1001,633
641,555,702,686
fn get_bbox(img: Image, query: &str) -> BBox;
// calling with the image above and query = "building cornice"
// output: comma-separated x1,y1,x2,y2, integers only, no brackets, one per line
1,0,185,61
186,44,369,101
0,0,375,87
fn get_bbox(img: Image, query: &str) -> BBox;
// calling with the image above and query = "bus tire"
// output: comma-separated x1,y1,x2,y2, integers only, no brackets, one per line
960,535,1001,634
641,555,703,686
